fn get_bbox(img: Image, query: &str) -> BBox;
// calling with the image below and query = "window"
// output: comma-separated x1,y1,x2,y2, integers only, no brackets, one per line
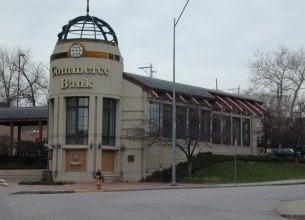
102,98,116,146
189,107,199,139
177,106,187,139
149,102,160,135
212,114,221,144
242,118,251,146
162,104,172,138
66,97,89,145
233,117,241,146
201,110,211,142
222,116,231,145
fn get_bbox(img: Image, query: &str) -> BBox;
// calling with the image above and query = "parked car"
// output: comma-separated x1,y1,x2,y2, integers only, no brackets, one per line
273,148,295,159
296,147,305,158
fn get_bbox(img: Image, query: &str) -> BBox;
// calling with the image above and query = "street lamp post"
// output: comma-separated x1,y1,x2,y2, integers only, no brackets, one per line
17,53,25,107
171,0,191,186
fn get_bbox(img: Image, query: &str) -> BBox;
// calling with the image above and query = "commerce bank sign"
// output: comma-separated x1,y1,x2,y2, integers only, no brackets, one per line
51,66,110,89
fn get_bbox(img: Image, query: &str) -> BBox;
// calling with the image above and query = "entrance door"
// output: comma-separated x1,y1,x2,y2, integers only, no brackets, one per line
102,151,114,173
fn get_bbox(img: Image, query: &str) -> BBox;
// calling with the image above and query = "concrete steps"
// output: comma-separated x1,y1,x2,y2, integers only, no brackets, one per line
56,172,94,182
103,174,120,183
56,172,121,183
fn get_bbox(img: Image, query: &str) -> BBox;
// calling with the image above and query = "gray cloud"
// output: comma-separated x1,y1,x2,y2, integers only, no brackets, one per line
1,0,305,91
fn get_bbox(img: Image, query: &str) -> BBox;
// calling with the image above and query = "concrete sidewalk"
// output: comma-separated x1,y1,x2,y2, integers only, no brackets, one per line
1,178,305,195
4,181,214,195
276,199,305,219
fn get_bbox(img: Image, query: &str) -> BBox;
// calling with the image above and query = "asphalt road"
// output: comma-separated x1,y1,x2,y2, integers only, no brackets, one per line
1,184,305,220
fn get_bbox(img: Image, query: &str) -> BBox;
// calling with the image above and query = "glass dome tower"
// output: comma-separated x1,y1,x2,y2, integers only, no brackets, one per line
57,15,118,45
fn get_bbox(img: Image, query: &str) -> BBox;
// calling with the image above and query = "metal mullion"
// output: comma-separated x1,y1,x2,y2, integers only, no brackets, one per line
75,98,80,144
112,107,116,145
80,20,87,38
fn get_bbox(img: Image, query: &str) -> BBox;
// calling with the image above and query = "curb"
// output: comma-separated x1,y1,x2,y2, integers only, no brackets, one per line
9,181,305,195
75,185,213,194
276,213,305,220
0,179,8,187
11,190,75,195
216,181,305,188
275,200,305,220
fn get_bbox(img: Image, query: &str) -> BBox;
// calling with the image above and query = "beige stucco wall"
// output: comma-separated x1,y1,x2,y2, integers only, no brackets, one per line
120,79,146,181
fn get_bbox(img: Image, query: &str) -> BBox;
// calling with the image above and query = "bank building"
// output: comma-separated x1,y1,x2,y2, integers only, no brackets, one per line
44,8,265,182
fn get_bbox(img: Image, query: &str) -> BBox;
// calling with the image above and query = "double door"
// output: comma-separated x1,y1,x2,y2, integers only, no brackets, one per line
102,151,114,173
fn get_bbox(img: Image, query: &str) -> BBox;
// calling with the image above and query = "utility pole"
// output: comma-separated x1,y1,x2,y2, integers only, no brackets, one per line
229,85,241,95
234,138,237,186
172,0,191,186
138,63,156,78
17,53,25,107
216,79,218,90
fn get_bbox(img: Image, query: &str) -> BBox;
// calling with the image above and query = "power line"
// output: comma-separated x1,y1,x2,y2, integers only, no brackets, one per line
138,63,157,78
229,85,241,95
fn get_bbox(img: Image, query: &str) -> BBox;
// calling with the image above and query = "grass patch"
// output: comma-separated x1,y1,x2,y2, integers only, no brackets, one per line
18,180,75,185
184,160,305,184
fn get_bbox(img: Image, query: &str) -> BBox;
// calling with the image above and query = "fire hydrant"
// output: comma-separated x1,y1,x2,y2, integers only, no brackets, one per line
95,170,103,190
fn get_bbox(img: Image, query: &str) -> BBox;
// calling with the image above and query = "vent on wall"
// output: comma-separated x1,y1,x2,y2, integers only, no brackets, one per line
127,155,135,163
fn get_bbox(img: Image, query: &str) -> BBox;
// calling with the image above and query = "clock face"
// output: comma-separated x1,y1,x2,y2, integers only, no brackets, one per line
70,43,84,58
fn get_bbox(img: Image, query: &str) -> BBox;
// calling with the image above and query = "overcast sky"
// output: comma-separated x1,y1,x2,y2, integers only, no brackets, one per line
1,0,305,92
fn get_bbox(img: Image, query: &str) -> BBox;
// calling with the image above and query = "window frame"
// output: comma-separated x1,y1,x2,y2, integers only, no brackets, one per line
212,113,222,144
66,97,89,145
149,101,161,136
242,118,251,147
102,98,117,146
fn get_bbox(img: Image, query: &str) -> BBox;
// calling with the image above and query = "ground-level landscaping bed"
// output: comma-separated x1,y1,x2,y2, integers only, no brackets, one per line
144,152,305,184
184,160,305,184
18,180,74,185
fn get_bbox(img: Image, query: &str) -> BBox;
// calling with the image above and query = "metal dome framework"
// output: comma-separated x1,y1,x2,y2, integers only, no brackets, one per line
57,15,118,45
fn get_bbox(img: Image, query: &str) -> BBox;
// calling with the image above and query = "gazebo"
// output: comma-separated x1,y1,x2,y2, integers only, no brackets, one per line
0,106,48,147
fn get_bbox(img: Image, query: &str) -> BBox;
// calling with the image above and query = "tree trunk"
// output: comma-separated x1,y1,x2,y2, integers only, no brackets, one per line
187,159,192,177
290,82,303,117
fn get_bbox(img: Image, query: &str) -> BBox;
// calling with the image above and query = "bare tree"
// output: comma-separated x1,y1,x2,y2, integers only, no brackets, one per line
0,45,48,107
123,103,203,177
249,46,305,116
0,46,18,106
248,46,305,150
287,48,305,116
249,47,292,113
18,51,48,106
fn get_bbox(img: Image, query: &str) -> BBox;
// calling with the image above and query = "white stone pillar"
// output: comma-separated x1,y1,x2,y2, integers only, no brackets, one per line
251,116,258,156
53,97,59,173
57,97,65,172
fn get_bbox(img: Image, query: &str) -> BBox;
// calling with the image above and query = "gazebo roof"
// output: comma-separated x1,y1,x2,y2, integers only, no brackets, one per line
0,106,48,126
